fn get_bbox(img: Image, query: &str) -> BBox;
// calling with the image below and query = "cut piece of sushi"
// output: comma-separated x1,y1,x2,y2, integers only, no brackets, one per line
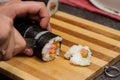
46,0,59,16
64,45,92,66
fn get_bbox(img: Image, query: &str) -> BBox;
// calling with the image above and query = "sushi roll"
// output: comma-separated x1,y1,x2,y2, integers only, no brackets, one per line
46,0,59,16
22,0,59,16
14,18,62,61
34,32,62,61
64,45,92,66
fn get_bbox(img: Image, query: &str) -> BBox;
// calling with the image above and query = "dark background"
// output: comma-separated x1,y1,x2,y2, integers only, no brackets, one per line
1,2,120,80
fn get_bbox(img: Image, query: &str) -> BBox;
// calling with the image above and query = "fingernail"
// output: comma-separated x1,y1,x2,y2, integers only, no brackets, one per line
24,49,33,56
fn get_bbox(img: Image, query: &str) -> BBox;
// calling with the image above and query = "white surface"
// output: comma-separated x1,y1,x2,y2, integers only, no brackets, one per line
89,0,120,16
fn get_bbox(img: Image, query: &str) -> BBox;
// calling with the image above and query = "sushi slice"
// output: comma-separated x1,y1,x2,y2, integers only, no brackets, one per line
46,0,59,16
64,45,92,66
14,18,62,61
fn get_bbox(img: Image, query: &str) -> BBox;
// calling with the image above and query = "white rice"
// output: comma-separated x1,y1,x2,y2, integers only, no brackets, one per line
42,36,62,61
64,45,92,66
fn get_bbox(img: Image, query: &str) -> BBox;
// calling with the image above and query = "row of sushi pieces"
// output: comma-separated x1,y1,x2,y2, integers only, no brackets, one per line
21,25,92,66
14,17,92,66
23,22,92,66
38,34,92,66
40,38,92,66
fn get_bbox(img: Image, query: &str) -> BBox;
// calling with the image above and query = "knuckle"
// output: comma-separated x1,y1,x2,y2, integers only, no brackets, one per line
40,2,46,7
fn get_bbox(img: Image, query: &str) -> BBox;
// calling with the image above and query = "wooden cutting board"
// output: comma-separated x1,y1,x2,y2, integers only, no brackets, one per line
1,11,120,80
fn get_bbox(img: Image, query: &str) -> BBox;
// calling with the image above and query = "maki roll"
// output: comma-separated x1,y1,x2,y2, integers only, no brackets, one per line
46,0,59,16
14,18,62,61
34,31,62,61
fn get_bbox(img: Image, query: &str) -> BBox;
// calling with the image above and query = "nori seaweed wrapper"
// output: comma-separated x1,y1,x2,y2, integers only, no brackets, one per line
34,31,61,60
14,18,62,61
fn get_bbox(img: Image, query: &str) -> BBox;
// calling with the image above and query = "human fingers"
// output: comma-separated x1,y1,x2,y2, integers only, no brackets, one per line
23,48,33,56
0,16,11,49
0,26,15,60
15,1,50,29
47,23,51,31
0,1,50,30
13,28,26,55
14,28,33,56
0,14,15,60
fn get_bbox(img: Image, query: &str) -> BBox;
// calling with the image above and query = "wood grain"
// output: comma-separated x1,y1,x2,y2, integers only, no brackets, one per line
0,11,120,80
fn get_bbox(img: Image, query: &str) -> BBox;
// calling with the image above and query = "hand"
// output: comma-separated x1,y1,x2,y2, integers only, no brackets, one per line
0,0,50,60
